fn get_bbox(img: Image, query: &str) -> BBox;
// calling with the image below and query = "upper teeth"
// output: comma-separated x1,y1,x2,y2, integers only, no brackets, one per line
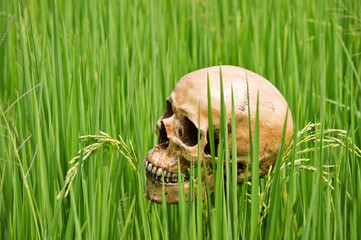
147,163,152,172
144,158,182,183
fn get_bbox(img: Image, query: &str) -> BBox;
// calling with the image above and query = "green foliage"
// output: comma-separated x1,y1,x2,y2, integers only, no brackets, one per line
1,0,361,238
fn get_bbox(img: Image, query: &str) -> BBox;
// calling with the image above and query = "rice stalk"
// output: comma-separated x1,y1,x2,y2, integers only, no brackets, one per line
57,131,138,199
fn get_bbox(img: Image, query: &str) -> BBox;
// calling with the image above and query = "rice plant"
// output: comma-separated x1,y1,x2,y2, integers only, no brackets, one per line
1,0,360,239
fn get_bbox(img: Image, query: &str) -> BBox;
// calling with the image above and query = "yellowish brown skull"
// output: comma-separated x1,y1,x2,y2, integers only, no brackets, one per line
145,65,293,204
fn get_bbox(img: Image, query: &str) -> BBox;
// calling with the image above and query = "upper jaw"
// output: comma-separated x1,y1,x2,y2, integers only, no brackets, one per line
144,147,192,184
144,157,184,184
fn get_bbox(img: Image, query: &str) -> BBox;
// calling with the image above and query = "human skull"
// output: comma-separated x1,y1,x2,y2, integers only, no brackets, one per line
145,65,293,204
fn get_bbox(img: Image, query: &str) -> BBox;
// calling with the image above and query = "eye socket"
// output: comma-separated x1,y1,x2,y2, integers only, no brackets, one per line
179,117,198,146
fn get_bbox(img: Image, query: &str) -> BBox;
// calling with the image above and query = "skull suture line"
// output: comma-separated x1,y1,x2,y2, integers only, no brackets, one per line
145,65,294,204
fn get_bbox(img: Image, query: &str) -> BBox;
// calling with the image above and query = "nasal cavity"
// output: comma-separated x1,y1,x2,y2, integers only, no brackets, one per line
157,122,169,150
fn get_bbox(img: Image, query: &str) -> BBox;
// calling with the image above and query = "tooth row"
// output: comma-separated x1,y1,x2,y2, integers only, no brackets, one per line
144,159,180,183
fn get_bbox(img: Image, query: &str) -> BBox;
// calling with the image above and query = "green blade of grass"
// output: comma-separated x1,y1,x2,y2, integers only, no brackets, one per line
250,92,260,240
265,110,289,239
231,86,238,239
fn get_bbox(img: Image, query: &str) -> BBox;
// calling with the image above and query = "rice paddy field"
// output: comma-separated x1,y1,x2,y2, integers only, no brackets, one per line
1,0,361,239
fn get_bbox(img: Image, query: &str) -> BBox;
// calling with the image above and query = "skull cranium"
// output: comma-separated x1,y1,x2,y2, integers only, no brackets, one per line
145,65,293,204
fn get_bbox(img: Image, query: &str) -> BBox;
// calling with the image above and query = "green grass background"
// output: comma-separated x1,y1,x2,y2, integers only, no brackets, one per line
0,0,360,239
